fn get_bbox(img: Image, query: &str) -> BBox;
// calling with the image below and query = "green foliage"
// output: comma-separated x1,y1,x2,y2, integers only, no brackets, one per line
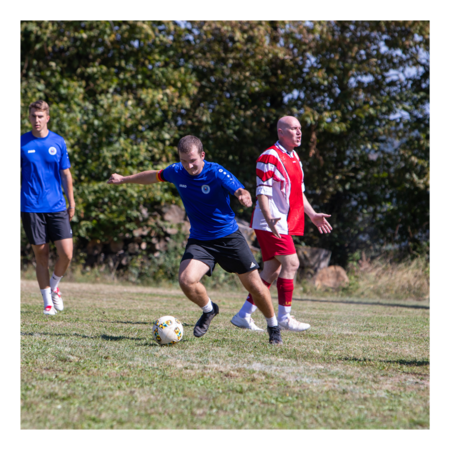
21,21,429,269
21,21,188,242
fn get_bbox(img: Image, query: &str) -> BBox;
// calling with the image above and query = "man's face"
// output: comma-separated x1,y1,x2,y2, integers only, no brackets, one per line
279,118,302,148
29,108,50,133
179,147,205,176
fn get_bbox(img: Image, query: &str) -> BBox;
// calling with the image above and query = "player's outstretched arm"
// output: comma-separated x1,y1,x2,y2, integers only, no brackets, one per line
303,193,333,234
107,170,159,185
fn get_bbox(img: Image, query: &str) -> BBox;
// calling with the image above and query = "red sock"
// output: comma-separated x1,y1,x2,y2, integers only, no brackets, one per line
277,277,294,306
246,278,271,305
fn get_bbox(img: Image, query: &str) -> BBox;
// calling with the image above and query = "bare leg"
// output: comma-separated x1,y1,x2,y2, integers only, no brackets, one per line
32,244,50,289
178,259,211,307
259,258,282,284
53,238,73,277
238,269,275,319
275,253,300,280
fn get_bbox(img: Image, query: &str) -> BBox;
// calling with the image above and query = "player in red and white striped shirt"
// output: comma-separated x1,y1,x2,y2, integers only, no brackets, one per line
231,116,333,332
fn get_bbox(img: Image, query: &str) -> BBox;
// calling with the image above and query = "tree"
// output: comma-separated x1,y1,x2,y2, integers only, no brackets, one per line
21,21,429,273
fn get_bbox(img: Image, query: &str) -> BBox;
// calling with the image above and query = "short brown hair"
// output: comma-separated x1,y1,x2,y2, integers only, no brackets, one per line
177,135,203,155
29,100,50,114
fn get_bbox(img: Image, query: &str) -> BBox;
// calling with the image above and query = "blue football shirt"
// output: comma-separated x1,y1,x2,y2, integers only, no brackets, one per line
21,131,71,213
160,161,245,240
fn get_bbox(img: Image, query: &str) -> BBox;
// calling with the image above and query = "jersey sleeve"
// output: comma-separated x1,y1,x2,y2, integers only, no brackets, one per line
158,164,177,184
255,150,283,197
215,165,245,195
60,140,71,170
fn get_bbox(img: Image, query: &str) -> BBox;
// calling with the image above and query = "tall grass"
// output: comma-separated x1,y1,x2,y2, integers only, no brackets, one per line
296,256,429,301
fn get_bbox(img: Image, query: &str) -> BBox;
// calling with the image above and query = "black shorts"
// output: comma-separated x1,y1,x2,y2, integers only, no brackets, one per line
21,211,73,245
181,230,260,277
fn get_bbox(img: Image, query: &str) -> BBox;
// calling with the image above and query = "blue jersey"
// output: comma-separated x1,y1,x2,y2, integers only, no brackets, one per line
159,161,244,240
21,131,71,213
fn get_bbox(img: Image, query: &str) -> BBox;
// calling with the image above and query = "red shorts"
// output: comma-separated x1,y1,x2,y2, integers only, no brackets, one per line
255,229,296,262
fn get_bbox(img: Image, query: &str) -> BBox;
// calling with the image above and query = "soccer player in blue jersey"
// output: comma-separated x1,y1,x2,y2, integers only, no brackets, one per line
21,100,75,315
107,135,283,345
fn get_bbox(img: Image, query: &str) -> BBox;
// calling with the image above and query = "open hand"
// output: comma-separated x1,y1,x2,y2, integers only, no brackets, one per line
267,217,282,239
107,173,125,185
311,213,333,234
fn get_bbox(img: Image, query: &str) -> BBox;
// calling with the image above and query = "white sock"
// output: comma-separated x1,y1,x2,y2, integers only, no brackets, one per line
202,299,213,313
266,316,278,327
40,288,52,308
278,305,291,322
50,273,63,291
238,300,258,318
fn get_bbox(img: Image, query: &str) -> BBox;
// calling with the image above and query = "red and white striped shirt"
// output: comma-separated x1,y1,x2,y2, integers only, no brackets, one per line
250,142,305,236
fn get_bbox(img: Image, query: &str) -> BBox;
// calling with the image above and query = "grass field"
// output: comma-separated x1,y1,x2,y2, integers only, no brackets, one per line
20,279,429,429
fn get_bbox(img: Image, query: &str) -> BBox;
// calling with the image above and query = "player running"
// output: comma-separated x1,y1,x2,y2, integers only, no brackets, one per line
107,135,283,345
231,116,332,332
21,100,75,315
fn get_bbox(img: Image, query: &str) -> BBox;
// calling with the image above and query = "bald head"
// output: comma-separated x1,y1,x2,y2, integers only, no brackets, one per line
277,116,302,151
277,116,299,131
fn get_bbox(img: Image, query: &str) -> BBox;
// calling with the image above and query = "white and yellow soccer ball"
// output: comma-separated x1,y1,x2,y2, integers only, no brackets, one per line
152,315,184,345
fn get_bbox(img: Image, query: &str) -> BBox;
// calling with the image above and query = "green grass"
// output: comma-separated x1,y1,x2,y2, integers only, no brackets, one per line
21,279,429,429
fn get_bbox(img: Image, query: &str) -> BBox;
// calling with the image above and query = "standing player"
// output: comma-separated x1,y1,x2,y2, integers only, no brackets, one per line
107,135,283,345
21,100,75,315
231,116,332,332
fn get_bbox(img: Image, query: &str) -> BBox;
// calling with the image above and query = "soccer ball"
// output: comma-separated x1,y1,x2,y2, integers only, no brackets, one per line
152,315,184,346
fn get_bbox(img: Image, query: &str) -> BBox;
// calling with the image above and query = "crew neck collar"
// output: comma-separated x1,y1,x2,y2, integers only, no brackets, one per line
31,130,50,139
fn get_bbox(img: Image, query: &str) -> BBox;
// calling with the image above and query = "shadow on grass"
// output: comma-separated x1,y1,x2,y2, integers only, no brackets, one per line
292,297,429,310
97,320,194,327
342,356,429,366
98,320,150,325
21,331,146,342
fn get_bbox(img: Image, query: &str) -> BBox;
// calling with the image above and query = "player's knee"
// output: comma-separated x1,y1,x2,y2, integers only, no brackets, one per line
34,247,49,266
284,259,300,273
65,249,73,263
178,273,195,291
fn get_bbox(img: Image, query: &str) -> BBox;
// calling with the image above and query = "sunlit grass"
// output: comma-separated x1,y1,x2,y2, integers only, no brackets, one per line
21,279,429,429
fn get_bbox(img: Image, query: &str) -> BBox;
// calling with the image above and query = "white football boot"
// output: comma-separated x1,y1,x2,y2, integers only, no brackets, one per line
44,305,57,315
230,314,264,332
51,287,64,311
278,316,310,332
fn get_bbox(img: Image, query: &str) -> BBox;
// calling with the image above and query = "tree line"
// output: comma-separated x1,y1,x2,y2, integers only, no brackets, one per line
21,21,429,268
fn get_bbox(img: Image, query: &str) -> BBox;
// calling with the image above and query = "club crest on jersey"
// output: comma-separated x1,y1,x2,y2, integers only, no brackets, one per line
201,185,211,194
48,147,57,155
